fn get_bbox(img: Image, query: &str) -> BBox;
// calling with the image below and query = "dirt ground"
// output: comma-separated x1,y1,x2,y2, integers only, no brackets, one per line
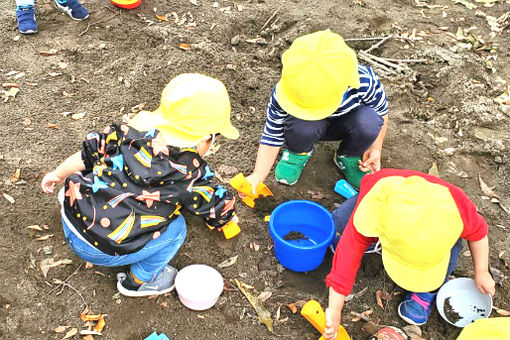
1,0,510,339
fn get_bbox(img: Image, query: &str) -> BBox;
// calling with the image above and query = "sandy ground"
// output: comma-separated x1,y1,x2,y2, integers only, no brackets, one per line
1,0,510,339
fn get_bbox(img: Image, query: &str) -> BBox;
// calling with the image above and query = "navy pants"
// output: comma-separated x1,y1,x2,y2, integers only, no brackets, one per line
283,106,384,156
332,195,463,290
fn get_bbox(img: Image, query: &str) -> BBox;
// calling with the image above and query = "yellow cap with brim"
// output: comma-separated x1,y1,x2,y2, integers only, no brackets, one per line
457,318,510,340
129,73,239,147
275,29,360,121
353,175,464,292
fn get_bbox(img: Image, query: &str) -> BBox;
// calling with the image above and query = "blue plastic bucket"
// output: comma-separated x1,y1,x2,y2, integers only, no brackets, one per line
268,200,335,272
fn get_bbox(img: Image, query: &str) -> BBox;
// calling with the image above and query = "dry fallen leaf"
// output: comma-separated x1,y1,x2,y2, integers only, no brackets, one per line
155,14,169,21
40,49,58,56
94,316,106,332
71,112,86,120
258,291,272,302
27,225,43,231
85,262,94,269
307,190,325,200
403,324,423,338
428,162,440,177
2,82,19,88
10,169,20,183
62,327,78,339
35,234,54,241
47,123,60,129
286,303,298,314
234,279,273,332
178,43,191,51
218,255,238,268
499,251,507,259
3,193,15,204
54,325,70,333
494,307,510,316
82,335,94,340
375,290,384,309
160,301,169,308
478,175,500,200
189,0,198,4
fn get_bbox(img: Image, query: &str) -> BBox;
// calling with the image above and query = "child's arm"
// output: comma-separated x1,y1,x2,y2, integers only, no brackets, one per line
468,236,496,296
359,114,388,173
324,288,346,340
246,144,280,192
41,151,85,193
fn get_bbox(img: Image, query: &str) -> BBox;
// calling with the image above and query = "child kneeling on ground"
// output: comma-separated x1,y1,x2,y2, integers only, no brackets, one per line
323,169,495,339
41,73,240,297
246,29,389,191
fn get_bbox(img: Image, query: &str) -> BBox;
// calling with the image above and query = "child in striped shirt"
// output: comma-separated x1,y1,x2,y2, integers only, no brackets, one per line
246,29,389,190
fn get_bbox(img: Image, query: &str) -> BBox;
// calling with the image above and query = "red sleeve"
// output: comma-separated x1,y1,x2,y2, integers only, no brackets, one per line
325,219,375,296
449,186,488,241
325,171,380,296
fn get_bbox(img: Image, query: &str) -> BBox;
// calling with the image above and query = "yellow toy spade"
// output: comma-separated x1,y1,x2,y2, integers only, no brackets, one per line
301,300,350,340
229,173,273,208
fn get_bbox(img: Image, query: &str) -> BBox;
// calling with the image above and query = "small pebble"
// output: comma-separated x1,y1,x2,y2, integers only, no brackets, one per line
43,246,53,255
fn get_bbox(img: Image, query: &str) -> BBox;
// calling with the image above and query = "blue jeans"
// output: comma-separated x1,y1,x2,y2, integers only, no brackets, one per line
62,215,187,282
332,195,463,290
283,106,384,156
16,0,35,7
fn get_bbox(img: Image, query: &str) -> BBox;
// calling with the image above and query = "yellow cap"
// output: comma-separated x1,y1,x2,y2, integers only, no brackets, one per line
354,176,464,292
129,73,239,147
457,318,510,340
275,29,360,121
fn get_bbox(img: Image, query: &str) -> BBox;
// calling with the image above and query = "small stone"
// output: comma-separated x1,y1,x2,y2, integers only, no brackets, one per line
230,35,241,46
43,245,53,255
494,156,504,164
443,147,455,156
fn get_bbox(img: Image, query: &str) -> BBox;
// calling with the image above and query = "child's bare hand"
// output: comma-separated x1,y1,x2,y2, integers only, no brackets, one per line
245,173,263,194
323,307,341,340
41,171,64,193
475,271,496,296
359,148,381,173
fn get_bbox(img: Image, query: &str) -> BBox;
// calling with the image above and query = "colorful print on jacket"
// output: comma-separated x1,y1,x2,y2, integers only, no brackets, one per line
63,124,236,255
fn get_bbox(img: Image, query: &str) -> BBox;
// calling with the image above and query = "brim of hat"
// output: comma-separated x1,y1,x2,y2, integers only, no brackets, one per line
382,247,449,292
129,109,239,147
274,81,345,121
219,124,240,140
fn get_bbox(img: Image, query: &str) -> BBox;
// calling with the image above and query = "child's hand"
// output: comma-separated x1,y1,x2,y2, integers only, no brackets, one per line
41,171,64,193
324,307,342,340
359,147,381,173
475,271,496,296
245,173,263,194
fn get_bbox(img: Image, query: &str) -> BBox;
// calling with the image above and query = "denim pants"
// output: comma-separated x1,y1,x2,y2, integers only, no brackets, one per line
62,215,187,282
332,195,463,291
283,106,384,156
16,0,35,7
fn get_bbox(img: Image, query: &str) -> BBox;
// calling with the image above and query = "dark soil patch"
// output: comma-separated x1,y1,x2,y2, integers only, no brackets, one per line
444,297,462,324
283,231,309,242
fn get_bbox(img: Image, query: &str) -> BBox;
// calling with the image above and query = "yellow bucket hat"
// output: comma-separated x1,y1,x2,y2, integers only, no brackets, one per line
275,29,360,121
353,176,464,292
129,73,239,147
457,318,510,340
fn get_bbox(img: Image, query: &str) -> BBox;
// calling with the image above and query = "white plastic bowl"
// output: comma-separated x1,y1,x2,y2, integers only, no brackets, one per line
436,278,492,327
175,264,224,311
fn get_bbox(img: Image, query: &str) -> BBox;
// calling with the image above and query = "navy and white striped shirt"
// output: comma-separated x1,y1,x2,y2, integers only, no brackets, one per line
261,64,388,147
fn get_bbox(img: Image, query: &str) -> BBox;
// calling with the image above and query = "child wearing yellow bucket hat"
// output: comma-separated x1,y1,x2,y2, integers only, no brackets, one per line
40,73,240,297
246,29,388,190
322,169,495,339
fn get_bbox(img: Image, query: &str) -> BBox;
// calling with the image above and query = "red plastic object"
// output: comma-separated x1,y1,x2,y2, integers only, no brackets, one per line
110,0,141,9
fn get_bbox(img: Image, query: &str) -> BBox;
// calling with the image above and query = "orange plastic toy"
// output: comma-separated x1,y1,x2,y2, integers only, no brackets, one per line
110,0,141,9
301,300,350,340
229,173,273,208
206,219,241,240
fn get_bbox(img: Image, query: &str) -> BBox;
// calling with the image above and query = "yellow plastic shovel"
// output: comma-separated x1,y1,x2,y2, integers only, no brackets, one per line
301,300,350,340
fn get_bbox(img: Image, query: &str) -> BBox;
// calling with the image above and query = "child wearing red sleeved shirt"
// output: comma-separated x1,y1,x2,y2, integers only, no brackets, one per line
322,169,495,339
